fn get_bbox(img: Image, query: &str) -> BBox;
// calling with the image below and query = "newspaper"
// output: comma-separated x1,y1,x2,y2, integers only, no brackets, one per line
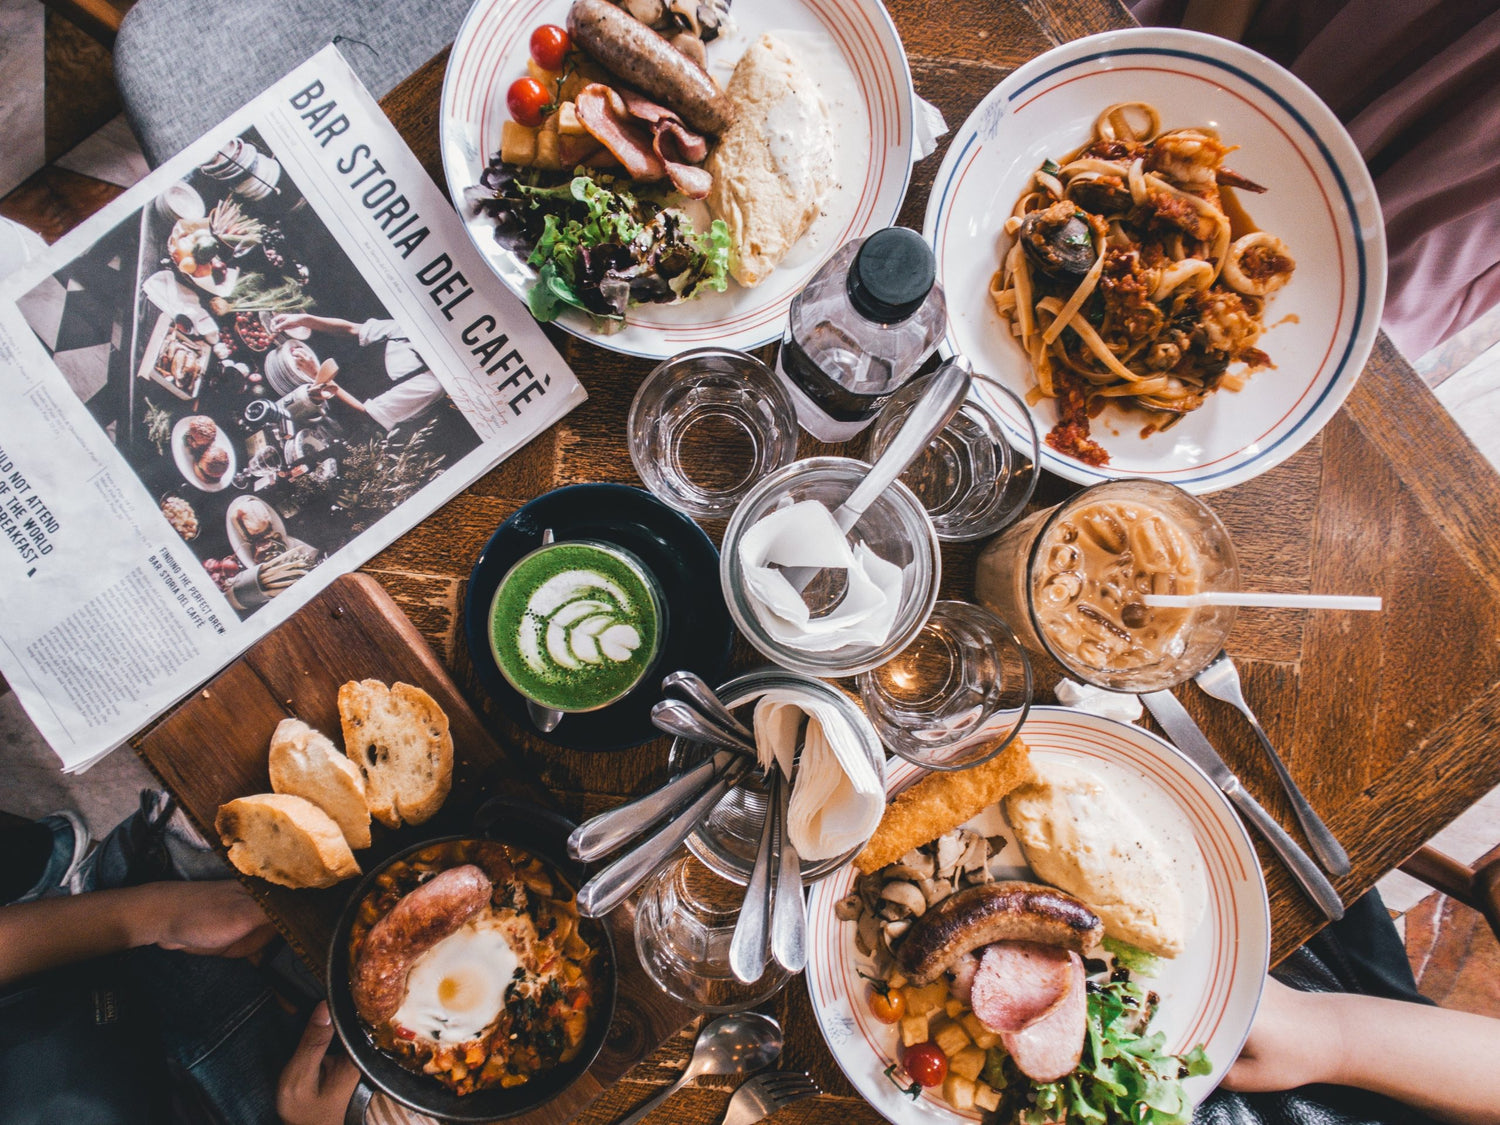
0,46,586,771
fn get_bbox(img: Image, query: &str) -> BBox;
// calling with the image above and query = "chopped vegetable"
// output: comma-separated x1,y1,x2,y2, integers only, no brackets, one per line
468,167,730,324
1103,935,1164,978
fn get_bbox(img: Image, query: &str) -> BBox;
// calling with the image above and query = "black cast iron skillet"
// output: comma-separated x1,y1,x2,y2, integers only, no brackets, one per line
327,799,617,1123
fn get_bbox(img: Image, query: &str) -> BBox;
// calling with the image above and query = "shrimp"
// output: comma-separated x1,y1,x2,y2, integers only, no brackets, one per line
1146,129,1234,188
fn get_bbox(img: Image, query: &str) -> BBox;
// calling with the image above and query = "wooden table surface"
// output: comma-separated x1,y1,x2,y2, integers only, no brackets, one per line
300,0,1500,1120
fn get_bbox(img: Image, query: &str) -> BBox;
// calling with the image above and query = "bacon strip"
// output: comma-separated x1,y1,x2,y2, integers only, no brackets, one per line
617,90,712,199
574,83,664,182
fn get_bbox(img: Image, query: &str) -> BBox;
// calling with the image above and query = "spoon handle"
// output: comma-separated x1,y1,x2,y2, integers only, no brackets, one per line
729,775,778,983
835,357,972,533
770,771,807,972
569,751,736,862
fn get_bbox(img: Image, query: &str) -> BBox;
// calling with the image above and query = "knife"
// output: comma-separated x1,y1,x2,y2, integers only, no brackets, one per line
1140,689,1345,921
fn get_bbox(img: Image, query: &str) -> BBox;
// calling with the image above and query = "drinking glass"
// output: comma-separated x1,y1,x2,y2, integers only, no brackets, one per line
974,478,1239,692
857,601,1032,770
634,851,793,1012
866,373,1040,541
628,348,799,519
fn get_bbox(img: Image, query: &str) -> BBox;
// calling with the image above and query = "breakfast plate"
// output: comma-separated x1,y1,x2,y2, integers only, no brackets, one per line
441,0,916,358
805,707,1270,1123
923,28,1386,493
170,416,237,493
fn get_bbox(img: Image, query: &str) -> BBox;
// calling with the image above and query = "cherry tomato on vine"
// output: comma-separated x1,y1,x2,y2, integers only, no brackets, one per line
869,987,906,1024
506,77,550,127
904,1042,948,1088
529,24,571,70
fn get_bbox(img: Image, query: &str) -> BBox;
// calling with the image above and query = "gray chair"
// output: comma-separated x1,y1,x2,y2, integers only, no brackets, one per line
113,0,476,167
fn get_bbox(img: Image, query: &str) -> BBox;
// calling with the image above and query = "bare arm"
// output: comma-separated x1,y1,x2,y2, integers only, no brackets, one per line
271,314,361,336
0,881,275,988
1225,978,1500,1125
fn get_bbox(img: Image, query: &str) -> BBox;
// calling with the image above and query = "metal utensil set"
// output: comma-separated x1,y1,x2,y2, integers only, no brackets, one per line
1139,649,1352,920
571,672,810,979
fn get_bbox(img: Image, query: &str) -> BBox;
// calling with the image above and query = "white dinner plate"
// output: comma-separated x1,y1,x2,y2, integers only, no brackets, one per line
441,0,916,358
171,417,237,493
923,28,1386,493
806,707,1270,1123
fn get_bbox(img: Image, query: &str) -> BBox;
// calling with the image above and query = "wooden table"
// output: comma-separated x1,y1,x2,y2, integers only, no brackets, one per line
154,1,1500,1122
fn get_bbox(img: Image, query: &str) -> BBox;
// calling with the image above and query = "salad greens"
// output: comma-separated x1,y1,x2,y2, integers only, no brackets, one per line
469,166,730,325
1102,936,1165,978
1021,975,1211,1125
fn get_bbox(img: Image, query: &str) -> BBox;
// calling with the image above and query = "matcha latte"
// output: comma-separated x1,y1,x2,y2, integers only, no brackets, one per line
489,541,663,712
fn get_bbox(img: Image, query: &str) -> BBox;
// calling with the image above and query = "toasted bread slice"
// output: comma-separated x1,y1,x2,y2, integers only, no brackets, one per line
215,793,360,889
338,679,453,829
268,717,372,850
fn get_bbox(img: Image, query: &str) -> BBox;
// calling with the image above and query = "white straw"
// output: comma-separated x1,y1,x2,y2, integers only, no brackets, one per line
1140,592,1383,611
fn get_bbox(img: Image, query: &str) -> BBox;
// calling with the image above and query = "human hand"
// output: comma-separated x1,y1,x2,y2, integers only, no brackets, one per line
138,880,277,958
271,313,314,334
278,1002,362,1125
1223,978,1345,1093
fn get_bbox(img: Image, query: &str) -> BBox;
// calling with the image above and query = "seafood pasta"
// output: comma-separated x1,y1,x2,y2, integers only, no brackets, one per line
989,102,1295,466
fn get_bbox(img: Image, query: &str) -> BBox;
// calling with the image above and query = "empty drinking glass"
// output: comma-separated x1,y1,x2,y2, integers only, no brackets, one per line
628,348,799,519
634,850,793,1012
866,372,1040,542
857,600,1032,770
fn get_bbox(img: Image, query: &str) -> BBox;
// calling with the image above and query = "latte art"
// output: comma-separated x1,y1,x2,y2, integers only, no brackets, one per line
517,569,645,676
490,541,663,713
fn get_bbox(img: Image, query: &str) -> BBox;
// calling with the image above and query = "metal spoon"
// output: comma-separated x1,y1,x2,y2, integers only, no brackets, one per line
1193,651,1351,877
729,776,779,983
569,749,740,863
769,767,806,972
651,698,759,757
525,528,566,734
610,1013,784,1125
662,670,754,742
778,356,973,601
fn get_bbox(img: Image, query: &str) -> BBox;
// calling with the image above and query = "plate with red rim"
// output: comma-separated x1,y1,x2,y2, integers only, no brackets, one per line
804,706,1270,1123
922,27,1386,493
440,0,916,359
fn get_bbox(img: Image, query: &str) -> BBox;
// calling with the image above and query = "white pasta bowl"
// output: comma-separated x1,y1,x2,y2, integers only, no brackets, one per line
923,28,1386,493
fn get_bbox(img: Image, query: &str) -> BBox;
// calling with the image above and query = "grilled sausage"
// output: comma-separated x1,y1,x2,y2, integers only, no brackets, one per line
350,864,493,1024
896,881,1104,984
566,0,734,135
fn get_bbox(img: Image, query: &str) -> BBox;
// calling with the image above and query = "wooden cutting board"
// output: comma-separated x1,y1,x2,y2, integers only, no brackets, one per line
134,572,692,1124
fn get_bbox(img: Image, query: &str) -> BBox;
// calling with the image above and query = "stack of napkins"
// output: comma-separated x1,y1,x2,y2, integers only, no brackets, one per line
739,500,904,652
753,690,885,860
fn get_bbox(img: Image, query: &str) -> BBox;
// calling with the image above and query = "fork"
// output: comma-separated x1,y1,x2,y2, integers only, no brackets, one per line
1193,651,1351,877
720,1071,822,1125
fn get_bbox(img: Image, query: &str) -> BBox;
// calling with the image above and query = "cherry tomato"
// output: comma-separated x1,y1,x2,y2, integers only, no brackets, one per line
529,24,571,71
869,987,906,1024
507,77,550,126
904,1042,948,1088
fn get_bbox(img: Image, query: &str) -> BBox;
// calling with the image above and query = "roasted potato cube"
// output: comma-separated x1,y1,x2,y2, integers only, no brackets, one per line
887,972,909,990
960,1011,1002,1050
534,129,561,170
944,1075,977,1112
900,1013,929,1048
500,120,537,165
540,110,561,134
944,998,965,1019
950,1046,987,1082
905,982,950,1018
558,101,587,135
974,1083,1003,1112
933,1021,971,1057
527,58,561,86
557,133,601,167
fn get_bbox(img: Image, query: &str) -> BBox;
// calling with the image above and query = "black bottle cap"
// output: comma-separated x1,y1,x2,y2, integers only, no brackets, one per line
846,227,937,322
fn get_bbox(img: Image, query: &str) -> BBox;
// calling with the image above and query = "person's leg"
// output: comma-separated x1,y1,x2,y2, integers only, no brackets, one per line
0,808,90,903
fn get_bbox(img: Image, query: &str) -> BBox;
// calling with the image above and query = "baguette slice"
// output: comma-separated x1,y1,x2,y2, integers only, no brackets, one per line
268,717,372,850
338,679,453,829
215,793,360,889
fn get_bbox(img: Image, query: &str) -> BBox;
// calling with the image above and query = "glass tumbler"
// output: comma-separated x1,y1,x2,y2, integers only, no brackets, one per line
867,372,1040,541
628,348,799,519
975,478,1239,692
634,851,793,1012
858,601,1033,771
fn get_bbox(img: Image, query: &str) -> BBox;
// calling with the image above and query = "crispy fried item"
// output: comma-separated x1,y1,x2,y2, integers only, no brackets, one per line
854,738,1032,874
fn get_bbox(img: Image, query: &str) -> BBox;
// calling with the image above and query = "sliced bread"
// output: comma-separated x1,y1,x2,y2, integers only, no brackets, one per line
268,717,372,850
338,679,453,829
215,793,360,889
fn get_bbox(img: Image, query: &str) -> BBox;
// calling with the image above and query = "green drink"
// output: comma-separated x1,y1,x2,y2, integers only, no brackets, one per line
489,541,664,712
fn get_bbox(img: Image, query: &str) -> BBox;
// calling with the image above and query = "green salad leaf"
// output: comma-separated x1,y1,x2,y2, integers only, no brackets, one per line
1103,936,1165,978
1020,977,1210,1125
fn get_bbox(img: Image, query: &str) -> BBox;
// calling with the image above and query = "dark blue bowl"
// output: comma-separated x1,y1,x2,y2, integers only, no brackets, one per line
463,483,733,751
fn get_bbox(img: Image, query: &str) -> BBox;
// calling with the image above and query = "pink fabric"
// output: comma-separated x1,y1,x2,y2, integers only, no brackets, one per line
1130,0,1500,358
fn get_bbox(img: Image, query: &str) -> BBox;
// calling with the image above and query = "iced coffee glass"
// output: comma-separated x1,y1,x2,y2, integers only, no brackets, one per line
975,479,1239,692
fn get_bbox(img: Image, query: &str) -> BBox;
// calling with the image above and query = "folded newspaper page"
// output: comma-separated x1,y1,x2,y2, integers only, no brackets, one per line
0,46,586,771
